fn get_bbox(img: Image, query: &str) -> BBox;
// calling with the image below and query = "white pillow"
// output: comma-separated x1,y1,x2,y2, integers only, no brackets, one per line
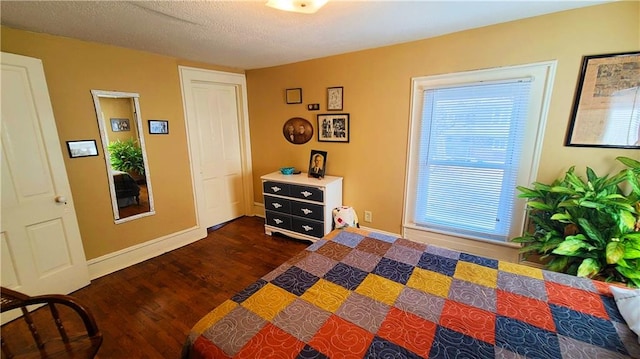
610,286,640,344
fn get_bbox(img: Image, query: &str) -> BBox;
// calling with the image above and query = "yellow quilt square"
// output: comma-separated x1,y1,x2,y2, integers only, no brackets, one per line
498,261,544,280
354,274,405,305
242,283,297,321
301,279,351,312
406,268,452,298
191,299,238,335
454,261,498,288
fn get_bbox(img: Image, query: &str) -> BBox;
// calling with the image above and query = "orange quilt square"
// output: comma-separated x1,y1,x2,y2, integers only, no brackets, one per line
308,315,374,358
439,300,496,344
377,307,437,358
545,281,609,320
235,323,305,359
497,290,556,332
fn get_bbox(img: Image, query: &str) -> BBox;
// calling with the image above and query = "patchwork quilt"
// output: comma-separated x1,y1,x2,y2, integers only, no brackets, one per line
182,228,640,358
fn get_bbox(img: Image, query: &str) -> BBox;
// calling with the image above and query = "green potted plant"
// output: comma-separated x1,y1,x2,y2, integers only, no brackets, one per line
512,156,640,287
107,138,145,178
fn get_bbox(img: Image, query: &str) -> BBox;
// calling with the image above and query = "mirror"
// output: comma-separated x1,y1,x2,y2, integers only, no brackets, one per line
91,90,155,223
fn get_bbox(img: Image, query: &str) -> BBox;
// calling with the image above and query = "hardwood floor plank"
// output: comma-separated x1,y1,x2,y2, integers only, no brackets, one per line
1,216,310,358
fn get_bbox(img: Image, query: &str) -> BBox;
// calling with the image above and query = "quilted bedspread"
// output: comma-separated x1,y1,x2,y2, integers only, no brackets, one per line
182,228,640,358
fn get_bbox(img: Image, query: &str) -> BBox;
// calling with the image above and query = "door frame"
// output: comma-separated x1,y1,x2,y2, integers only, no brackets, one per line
178,66,254,228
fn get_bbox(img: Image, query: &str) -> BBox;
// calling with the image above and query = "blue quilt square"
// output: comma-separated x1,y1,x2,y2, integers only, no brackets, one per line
323,262,368,290
331,231,365,248
600,294,625,323
368,232,398,243
231,279,267,303
550,304,629,355
372,257,415,285
296,345,329,359
366,336,423,359
429,326,494,359
272,266,320,296
495,316,561,358
417,252,457,276
459,253,498,269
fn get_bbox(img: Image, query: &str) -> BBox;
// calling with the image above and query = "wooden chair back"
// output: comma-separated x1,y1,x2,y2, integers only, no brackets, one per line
0,287,102,359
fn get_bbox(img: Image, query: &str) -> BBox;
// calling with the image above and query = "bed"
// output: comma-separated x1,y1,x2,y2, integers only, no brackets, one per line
182,227,640,359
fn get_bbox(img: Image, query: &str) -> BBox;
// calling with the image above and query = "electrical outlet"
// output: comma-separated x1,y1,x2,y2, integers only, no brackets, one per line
364,211,372,223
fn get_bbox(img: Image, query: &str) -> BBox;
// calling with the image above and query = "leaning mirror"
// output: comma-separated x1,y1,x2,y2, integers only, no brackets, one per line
91,90,155,223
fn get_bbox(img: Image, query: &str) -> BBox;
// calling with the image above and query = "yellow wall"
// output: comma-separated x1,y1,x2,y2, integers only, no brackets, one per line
1,27,241,260
246,1,640,234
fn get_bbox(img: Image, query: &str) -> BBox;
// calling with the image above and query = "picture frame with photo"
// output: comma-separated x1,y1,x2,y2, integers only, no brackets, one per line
148,120,169,134
308,150,327,179
317,113,349,143
66,140,99,158
110,118,130,132
565,51,640,148
286,88,302,104
327,86,343,111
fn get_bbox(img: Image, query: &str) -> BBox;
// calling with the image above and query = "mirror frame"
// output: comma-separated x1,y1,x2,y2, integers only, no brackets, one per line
91,89,155,223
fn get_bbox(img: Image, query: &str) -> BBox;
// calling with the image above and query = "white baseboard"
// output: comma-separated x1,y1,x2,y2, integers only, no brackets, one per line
87,226,207,280
254,202,265,218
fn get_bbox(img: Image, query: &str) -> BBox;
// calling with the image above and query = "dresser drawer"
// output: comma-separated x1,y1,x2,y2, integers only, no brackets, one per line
289,184,324,202
264,195,291,214
290,201,324,221
265,211,292,230
291,217,324,238
263,181,290,196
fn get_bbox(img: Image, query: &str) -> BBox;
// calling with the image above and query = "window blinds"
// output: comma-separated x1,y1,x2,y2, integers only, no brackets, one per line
414,80,532,241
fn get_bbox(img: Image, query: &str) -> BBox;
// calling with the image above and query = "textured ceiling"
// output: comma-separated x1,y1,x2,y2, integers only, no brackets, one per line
0,0,610,70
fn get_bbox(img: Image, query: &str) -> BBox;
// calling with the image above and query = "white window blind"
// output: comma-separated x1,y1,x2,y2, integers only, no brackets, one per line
414,80,531,241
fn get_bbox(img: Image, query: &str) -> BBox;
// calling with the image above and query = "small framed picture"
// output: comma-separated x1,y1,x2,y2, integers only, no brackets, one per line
148,120,169,134
110,118,130,132
327,86,343,111
318,113,349,143
308,150,327,178
66,140,99,158
286,88,302,104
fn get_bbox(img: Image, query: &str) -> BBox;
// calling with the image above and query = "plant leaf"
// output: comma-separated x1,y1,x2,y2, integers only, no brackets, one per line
577,258,600,277
617,156,640,169
552,239,589,256
606,241,625,264
577,218,604,246
526,201,553,211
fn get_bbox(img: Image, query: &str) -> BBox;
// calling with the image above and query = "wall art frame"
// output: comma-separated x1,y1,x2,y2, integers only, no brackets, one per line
148,119,169,134
318,113,349,143
565,51,640,148
285,88,302,104
110,118,130,132
66,139,99,158
327,86,343,111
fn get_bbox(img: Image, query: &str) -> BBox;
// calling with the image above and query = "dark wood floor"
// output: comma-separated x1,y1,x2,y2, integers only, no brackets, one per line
1,216,310,358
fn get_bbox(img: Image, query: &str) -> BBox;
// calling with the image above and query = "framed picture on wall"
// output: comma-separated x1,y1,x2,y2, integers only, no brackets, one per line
66,140,99,158
317,113,349,143
565,51,640,148
148,120,169,134
285,88,302,104
110,118,130,132
327,86,343,111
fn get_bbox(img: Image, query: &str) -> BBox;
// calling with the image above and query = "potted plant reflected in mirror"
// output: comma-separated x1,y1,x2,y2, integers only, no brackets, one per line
107,138,145,182
512,156,640,288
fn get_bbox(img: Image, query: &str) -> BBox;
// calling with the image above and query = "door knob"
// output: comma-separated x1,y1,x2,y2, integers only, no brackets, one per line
55,196,67,204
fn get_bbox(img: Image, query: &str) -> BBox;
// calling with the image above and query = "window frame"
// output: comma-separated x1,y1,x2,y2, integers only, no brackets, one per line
403,61,557,246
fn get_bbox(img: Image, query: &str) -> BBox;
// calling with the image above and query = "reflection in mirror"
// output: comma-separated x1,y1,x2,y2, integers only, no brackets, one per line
91,90,155,223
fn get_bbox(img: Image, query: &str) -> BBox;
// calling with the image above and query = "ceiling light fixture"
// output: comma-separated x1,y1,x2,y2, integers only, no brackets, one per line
265,0,328,14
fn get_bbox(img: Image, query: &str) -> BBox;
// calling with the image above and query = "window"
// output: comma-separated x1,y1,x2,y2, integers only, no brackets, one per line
404,62,556,243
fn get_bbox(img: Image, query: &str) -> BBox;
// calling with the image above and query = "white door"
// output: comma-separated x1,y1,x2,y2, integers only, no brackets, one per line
180,67,253,229
1,52,90,307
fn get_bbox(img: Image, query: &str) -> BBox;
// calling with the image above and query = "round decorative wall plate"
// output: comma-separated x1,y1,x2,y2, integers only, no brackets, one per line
283,117,313,145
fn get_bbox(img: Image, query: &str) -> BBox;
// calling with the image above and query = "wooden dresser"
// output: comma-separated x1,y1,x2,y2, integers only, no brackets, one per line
261,172,343,242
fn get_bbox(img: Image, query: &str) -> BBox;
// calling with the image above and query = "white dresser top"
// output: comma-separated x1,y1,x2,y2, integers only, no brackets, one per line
261,171,342,186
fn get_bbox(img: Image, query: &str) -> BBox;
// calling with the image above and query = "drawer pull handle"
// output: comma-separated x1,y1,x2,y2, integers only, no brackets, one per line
271,186,282,193
301,208,312,215
302,225,313,232
301,191,312,197
273,218,283,224
272,203,282,209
